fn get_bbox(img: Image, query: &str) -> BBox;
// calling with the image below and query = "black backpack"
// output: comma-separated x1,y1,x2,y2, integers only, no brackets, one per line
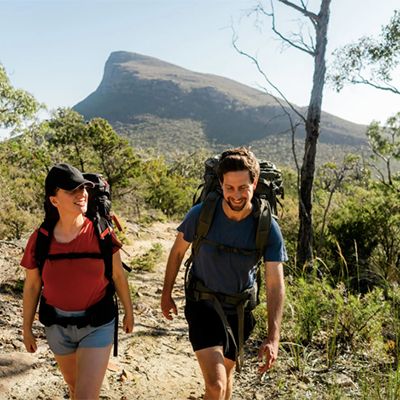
35,173,130,356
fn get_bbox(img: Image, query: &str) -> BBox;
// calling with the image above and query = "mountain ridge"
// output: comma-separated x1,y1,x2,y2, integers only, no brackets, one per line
74,51,368,165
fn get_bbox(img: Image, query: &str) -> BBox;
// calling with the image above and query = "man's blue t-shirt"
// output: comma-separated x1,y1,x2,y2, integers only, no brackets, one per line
178,199,288,295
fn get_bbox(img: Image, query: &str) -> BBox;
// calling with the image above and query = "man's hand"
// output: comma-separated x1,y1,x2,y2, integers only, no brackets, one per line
160,232,190,321
161,295,178,320
257,338,279,373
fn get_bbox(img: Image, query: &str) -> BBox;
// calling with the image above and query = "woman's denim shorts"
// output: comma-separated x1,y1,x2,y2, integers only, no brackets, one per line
44,308,114,355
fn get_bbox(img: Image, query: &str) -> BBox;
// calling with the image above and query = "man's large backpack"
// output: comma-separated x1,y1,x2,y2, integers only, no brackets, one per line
186,154,284,371
190,155,284,260
35,173,130,356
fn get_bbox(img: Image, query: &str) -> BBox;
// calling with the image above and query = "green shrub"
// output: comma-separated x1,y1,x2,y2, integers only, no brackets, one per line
254,277,391,368
130,243,164,272
326,185,400,291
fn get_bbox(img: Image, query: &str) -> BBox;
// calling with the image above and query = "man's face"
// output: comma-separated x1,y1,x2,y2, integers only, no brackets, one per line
220,170,257,212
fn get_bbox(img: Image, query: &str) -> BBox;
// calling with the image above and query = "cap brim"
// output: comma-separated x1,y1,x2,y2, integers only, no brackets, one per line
61,179,95,191
80,180,95,189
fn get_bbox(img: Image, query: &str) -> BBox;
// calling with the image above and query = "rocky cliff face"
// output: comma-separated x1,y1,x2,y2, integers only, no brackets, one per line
74,51,367,159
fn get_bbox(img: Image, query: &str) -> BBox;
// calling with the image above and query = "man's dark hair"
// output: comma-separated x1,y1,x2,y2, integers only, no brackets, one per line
217,147,260,183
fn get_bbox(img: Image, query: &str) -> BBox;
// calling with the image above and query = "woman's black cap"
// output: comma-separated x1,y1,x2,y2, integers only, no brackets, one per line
45,163,94,195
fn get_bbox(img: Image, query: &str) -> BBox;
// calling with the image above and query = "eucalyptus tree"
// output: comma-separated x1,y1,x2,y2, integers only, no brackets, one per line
0,63,39,131
329,10,400,189
0,64,42,238
366,112,400,188
330,9,400,95
238,0,332,267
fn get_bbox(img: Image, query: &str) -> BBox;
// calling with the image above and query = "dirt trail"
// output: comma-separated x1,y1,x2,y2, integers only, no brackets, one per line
0,221,272,400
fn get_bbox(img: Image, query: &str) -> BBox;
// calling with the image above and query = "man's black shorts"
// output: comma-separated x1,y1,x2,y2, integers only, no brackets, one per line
184,299,255,361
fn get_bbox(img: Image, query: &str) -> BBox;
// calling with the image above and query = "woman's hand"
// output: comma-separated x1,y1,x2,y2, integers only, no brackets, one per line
122,312,134,333
22,268,42,353
23,328,38,353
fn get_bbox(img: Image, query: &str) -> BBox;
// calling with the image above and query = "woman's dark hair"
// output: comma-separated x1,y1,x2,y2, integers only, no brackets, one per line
217,147,260,183
44,187,60,225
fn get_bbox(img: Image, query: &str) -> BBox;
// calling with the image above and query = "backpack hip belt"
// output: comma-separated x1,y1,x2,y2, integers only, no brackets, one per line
39,284,117,329
186,273,257,372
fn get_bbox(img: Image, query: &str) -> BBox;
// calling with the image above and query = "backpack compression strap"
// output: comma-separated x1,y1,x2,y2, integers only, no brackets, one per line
93,216,114,283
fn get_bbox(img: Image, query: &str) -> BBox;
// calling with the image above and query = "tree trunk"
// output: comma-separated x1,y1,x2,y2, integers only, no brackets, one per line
297,0,331,267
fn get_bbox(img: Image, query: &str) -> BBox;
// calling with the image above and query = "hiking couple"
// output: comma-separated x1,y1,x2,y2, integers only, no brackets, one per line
21,146,286,400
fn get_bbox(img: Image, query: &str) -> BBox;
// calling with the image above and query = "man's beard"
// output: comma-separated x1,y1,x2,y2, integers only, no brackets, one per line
226,197,247,212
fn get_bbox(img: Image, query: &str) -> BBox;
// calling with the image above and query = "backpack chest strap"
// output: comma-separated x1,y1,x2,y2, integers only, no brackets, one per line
196,238,259,257
47,252,103,261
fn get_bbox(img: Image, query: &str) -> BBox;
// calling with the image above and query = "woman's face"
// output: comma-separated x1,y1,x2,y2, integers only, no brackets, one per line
49,185,88,217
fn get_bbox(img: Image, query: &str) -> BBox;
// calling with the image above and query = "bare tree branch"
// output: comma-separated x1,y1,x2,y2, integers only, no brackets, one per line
269,1,315,56
232,21,303,184
352,78,400,95
278,0,318,21
253,2,315,55
254,80,302,189
289,118,302,186
232,33,306,123
370,162,388,184
291,29,316,53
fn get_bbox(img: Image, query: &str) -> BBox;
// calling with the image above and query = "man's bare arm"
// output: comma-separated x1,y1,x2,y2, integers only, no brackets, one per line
161,232,191,320
258,261,285,373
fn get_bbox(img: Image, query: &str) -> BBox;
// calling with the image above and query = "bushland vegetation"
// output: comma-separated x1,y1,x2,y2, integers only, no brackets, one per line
1,63,400,397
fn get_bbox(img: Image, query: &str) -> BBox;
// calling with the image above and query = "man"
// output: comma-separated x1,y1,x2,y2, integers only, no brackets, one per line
161,147,286,400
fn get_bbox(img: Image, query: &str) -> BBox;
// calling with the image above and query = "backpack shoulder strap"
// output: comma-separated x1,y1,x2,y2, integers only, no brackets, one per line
192,191,220,256
89,214,123,358
35,220,56,275
254,198,272,262
91,215,114,284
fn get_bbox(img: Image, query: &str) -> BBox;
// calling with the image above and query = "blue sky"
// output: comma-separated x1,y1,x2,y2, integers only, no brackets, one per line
1,0,399,137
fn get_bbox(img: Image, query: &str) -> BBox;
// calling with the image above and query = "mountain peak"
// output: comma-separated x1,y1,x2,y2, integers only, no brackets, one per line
107,51,175,68
74,51,367,163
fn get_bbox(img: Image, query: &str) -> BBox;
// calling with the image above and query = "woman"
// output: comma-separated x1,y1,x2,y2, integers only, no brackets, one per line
21,163,134,399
